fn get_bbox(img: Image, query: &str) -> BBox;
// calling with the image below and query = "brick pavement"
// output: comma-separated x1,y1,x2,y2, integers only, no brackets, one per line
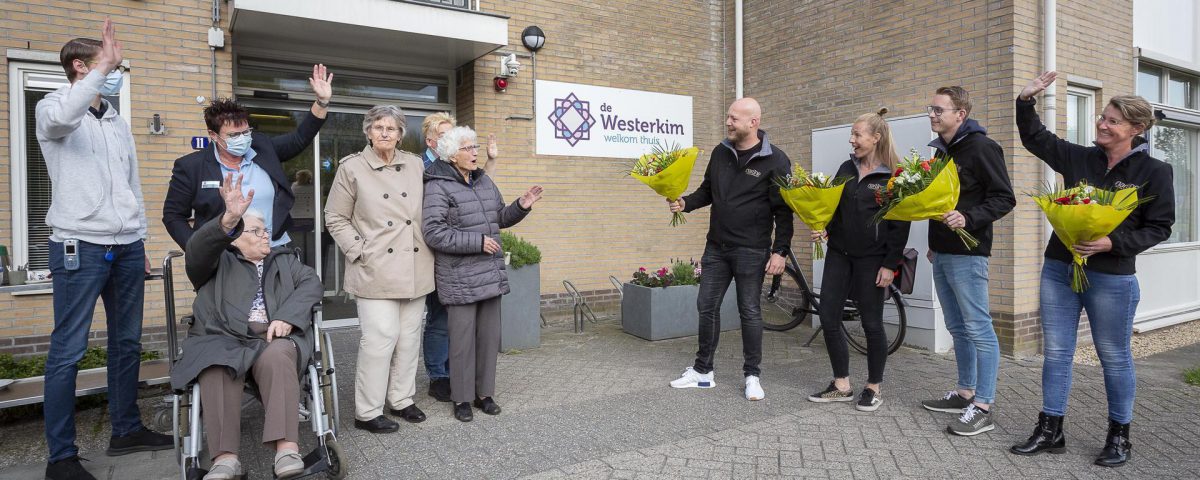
1,318,1198,479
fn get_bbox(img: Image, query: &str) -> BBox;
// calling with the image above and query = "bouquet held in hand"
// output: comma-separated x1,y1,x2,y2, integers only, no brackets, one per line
628,143,700,226
873,149,979,249
775,164,850,259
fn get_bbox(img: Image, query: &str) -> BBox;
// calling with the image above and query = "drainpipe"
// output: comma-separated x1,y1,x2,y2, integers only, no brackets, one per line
1043,0,1056,242
735,0,743,99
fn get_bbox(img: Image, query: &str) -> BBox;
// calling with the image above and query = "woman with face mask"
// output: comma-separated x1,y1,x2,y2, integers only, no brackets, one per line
161,64,334,251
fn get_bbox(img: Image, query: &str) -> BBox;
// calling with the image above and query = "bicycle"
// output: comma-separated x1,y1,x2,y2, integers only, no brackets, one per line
759,247,907,355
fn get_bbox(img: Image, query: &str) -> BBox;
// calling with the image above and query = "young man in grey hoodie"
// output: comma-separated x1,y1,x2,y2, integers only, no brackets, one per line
37,19,170,480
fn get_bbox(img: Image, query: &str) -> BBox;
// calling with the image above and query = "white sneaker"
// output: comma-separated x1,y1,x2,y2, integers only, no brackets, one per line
744,375,765,401
669,367,715,389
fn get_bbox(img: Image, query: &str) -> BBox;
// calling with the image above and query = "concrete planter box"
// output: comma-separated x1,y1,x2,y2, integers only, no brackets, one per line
501,264,540,351
621,282,739,341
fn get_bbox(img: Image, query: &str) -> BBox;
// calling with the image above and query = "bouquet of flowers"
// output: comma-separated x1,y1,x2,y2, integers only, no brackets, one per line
630,259,701,288
774,164,851,259
873,149,979,249
1030,181,1153,292
628,143,700,226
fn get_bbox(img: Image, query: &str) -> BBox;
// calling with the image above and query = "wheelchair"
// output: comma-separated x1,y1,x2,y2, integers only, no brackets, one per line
158,251,345,480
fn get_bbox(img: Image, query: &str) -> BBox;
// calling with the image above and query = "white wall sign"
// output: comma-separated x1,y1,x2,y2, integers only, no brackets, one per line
535,80,693,158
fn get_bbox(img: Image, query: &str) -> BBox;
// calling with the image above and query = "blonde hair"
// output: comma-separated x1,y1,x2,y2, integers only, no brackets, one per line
422,112,456,140
1108,95,1156,133
854,108,901,171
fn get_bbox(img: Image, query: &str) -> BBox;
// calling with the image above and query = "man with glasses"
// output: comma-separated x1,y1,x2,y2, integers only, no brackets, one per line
920,86,1016,436
37,20,169,480
163,64,334,250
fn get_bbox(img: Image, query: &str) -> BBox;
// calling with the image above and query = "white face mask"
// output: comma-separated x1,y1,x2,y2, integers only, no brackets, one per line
99,70,124,96
222,134,253,157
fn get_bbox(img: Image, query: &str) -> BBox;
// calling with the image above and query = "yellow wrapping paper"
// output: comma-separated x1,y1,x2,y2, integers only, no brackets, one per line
631,146,700,226
780,184,845,259
881,159,978,249
1033,187,1140,292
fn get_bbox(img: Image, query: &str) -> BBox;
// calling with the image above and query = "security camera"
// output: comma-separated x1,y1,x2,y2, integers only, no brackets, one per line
499,54,521,78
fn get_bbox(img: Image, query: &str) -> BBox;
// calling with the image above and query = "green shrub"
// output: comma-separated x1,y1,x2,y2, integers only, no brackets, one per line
501,231,541,269
1186,366,1200,387
0,347,160,380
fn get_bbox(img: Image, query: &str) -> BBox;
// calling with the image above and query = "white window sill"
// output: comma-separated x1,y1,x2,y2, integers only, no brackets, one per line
0,283,53,296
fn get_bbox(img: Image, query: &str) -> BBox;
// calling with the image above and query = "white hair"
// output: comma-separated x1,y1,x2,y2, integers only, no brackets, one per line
243,208,266,227
435,126,477,163
362,105,407,138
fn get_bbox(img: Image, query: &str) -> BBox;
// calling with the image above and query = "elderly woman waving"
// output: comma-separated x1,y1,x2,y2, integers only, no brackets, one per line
325,105,435,434
423,126,543,422
169,173,323,480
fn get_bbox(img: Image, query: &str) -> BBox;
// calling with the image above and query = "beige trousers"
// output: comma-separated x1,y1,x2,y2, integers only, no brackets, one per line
354,296,426,420
197,322,299,460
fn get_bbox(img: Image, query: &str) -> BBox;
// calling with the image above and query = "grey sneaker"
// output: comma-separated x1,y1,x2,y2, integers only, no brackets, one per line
922,390,974,413
947,404,995,436
807,382,853,403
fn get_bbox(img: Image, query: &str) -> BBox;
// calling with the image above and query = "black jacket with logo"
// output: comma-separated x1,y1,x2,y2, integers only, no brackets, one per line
1016,97,1175,275
927,119,1016,256
682,130,794,253
826,157,911,269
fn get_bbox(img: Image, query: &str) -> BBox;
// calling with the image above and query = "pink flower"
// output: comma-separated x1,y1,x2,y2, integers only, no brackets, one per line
639,267,647,272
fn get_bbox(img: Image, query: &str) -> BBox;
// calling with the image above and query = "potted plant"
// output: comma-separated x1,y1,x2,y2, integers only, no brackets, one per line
620,259,739,341
500,231,542,350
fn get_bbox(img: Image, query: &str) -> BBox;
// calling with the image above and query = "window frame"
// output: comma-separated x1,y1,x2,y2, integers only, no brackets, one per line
1066,86,1097,146
7,60,131,269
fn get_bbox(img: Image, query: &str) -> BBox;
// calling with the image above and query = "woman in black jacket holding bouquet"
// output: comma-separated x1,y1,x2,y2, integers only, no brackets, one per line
1011,72,1174,467
806,109,911,412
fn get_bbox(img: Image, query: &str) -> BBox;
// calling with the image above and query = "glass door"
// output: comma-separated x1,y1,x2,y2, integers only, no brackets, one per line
248,107,430,322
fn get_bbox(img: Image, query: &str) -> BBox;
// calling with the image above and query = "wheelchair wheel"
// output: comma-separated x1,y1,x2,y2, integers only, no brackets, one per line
321,331,340,436
323,432,346,479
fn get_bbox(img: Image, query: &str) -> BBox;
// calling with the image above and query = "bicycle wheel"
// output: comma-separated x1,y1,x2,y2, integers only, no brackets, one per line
760,267,812,331
842,288,906,355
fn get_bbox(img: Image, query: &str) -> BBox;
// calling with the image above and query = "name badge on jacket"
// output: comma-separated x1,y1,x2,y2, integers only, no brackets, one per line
201,180,220,189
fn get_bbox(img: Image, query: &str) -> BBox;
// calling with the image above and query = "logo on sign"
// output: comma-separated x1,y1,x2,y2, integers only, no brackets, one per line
191,136,210,150
546,92,596,147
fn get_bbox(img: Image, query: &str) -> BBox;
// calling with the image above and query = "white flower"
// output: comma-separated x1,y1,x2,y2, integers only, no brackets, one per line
1082,185,1095,195
814,172,828,183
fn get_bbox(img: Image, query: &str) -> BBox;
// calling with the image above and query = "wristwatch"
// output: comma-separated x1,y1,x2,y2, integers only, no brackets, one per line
315,98,330,108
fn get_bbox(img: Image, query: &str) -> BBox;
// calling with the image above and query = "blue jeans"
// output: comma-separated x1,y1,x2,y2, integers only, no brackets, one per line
423,292,450,379
932,253,1000,404
45,240,146,462
1040,258,1139,424
693,242,769,377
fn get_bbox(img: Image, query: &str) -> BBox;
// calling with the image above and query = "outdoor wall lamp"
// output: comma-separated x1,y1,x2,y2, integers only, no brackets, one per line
521,26,545,52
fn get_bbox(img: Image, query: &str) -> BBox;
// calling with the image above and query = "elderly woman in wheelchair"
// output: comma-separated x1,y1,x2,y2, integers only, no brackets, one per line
168,173,324,480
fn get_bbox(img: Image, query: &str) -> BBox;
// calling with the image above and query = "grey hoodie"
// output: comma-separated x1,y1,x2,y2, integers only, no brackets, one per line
35,70,146,245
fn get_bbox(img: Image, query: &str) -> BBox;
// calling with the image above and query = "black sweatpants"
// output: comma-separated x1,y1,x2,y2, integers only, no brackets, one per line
818,249,889,384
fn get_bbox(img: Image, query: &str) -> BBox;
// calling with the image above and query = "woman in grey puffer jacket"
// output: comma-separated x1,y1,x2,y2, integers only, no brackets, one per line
422,126,543,422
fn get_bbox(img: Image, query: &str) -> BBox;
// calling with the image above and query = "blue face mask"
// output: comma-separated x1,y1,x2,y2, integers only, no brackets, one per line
222,134,252,157
98,70,124,96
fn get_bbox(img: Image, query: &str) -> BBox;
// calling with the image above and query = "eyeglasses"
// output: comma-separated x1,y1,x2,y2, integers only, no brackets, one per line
926,106,961,116
370,125,401,135
1095,115,1127,127
245,227,271,239
224,128,254,140
459,144,481,151
86,61,129,73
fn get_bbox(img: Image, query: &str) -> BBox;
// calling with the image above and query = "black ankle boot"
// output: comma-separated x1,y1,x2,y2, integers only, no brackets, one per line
1094,420,1131,467
1010,412,1066,455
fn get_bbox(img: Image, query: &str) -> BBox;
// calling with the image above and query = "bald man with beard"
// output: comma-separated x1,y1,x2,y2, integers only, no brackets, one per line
668,98,794,401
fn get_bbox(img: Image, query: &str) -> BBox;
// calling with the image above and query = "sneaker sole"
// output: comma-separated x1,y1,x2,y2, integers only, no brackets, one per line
105,443,173,456
807,395,854,403
922,404,969,413
746,394,764,401
855,400,883,412
947,423,996,436
670,381,715,389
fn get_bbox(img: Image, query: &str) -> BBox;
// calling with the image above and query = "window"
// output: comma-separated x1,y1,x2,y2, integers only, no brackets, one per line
1138,62,1199,110
235,57,450,107
1168,72,1197,109
1066,87,1096,145
8,61,129,270
1150,124,1198,244
1138,64,1163,103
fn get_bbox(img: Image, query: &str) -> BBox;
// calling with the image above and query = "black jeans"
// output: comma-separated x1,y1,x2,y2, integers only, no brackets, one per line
818,249,888,384
693,242,769,377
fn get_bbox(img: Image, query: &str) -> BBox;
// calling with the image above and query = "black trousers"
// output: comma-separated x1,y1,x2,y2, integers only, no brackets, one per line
693,242,769,377
818,249,888,384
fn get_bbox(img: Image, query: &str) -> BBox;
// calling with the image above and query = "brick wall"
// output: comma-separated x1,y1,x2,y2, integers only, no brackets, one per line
0,0,233,355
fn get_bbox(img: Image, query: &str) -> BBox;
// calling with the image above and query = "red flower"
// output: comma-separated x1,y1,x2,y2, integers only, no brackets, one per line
920,161,931,171
1054,196,1072,205
638,267,647,272
894,168,904,176
1082,198,1091,204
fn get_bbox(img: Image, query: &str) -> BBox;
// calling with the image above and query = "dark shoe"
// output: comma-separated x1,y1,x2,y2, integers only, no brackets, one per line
45,456,97,480
106,428,173,456
472,397,502,415
1094,420,1131,467
428,378,452,402
389,404,427,423
354,415,399,433
806,382,854,403
1010,412,1066,455
855,387,882,412
921,390,974,413
453,402,473,422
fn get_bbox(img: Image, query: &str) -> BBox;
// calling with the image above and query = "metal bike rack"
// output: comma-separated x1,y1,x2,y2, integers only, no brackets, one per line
562,280,597,333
